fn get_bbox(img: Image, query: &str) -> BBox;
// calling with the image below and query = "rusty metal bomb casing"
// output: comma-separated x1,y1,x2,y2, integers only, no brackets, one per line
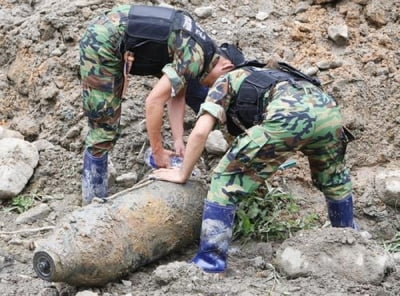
33,180,206,286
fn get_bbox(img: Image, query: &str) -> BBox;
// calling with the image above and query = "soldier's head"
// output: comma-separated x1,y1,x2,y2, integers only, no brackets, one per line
200,43,244,87
201,43,267,87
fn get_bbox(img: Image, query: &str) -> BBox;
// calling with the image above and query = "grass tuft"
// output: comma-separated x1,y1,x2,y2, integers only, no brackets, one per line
233,181,320,242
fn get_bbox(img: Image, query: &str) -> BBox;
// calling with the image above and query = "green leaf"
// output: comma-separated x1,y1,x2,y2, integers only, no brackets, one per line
233,181,320,241
3,195,35,213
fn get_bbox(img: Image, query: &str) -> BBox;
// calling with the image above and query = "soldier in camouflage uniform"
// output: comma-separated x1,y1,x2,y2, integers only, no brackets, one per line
153,65,357,273
79,4,237,205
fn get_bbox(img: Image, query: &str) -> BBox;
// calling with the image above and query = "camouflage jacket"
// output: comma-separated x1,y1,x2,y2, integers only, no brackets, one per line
96,5,217,96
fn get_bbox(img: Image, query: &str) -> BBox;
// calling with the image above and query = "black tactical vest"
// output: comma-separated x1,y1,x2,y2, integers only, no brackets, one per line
227,63,321,136
122,5,216,76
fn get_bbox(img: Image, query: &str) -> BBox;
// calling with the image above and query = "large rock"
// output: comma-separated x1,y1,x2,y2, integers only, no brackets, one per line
375,169,400,208
0,138,39,199
0,126,24,140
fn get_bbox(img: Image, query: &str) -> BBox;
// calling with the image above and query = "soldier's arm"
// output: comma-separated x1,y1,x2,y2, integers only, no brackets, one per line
167,85,187,156
153,113,216,183
152,72,233,182
180,113,215,178
145,74,174,168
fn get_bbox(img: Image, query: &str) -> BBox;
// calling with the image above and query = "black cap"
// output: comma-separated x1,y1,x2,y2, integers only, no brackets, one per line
218,43,266,68
218,43,246,67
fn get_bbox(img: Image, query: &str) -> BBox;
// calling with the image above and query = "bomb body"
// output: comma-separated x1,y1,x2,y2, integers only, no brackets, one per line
33,180,206,286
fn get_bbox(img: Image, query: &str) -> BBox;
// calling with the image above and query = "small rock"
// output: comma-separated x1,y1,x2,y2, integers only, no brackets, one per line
33,139,55,152
392,253,400,265
75,291,99,296
313,0,337,4
255,11,269,21
116,172,138,187
303,66,319,76
316,60,331,70
65,126,81,139
330,60,343,69
253,256,266,269
295,14,310,23
220,17,229,24
39,287,59,296
365,1,387,27
108,160,117,186
121,279,132,287
205,130,229,155
51,48,62,57
0,254,14,269
16,203,52,224
75,0,103,8
10,116,40,141
39,83,59,101
294,2,310,14
194,7,213,19
328,24,349,46
69,141,83,151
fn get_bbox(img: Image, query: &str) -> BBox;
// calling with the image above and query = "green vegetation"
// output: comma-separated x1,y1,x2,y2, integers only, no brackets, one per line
2,194,36,213
233,181,320,242
383,232,400,253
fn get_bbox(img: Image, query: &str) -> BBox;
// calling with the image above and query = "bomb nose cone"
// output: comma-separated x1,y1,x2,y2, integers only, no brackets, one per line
33,251,56,281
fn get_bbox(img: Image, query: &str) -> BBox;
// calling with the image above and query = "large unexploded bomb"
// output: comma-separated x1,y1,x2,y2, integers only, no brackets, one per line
33,179,206,286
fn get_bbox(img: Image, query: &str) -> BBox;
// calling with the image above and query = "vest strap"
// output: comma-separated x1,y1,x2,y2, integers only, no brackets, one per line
122,51,134,98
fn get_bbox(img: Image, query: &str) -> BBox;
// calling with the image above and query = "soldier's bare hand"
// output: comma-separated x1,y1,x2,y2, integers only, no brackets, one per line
153,149,173,168
151,167,186,184
174,139,186,157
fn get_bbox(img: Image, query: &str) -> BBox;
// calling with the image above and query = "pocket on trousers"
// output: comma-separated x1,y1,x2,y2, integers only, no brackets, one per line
227,125,270,164
82,74,115,93
341,126,355,143
340,126,355,154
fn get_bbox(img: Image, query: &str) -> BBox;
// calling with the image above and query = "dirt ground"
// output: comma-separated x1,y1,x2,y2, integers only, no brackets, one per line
0,0,399,295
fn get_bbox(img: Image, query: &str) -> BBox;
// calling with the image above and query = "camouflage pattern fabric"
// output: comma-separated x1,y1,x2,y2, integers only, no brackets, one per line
163,30,211,97
79,5,209,155
198,68,352,206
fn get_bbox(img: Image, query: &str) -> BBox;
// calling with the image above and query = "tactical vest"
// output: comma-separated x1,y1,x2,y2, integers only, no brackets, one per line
227,63,321,136
122,5,216,76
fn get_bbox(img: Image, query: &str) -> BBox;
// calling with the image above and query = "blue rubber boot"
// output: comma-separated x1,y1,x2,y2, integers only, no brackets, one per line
326,194,358,229
192,200,236,273
82,149,108,205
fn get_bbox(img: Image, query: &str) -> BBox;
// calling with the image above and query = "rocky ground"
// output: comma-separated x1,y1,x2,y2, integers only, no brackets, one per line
0,0,400,295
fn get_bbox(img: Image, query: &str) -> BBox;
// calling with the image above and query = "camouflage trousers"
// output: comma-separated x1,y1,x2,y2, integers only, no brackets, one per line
207,82,352,206
79,14,125,156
